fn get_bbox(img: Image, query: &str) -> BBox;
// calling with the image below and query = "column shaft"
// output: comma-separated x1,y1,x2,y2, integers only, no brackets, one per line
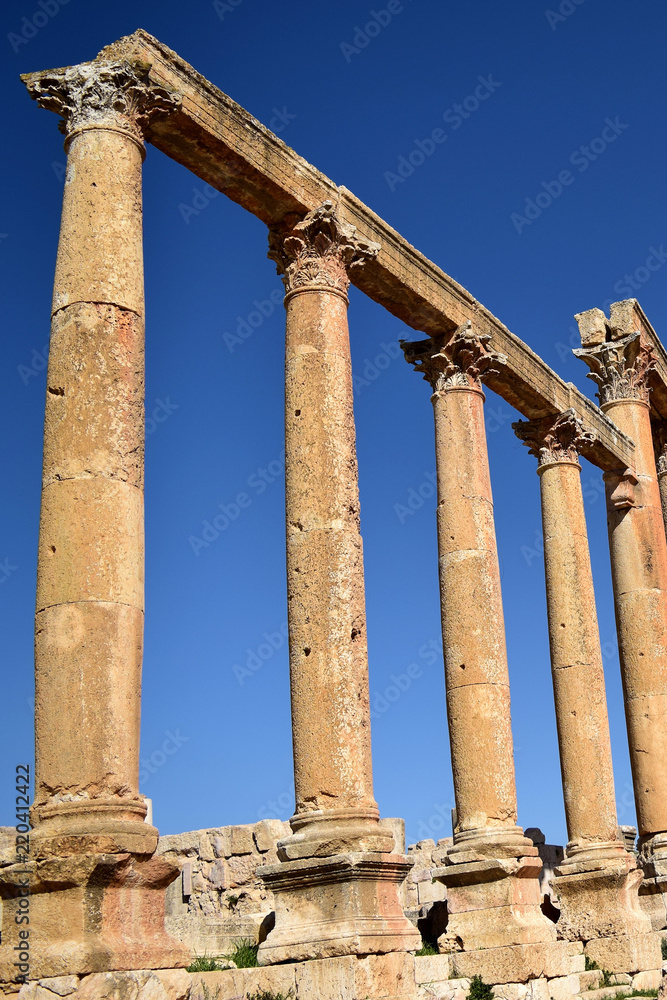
434,383,519,845
34,122,150,848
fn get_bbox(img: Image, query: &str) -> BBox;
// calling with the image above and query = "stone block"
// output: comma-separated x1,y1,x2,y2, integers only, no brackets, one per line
38,978,80,997
552,859,651,941
568,952,585,974
526,981,549,1000
379,817,406,855
547,974,580,1000
354,953,417,998
448,941,577,985
211,829,231,858
253,820,288,853
414,954,453,984
584,931,663,974
208,859,228,890
198,834,214,862
412,868,433,884
608,974,632,985
230,825,255,856
226,854,257,887
190,965,296,1000
423,983,469,1000
493,983,528,1000
419,879,446,905
578,971,603,989
632,969,662,991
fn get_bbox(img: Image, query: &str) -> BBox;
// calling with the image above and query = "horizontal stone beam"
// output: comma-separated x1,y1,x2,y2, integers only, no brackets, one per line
26,29,635,472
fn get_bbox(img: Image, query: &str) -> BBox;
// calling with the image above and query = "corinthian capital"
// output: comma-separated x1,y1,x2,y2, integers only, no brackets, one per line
573,332,655,406
401,321,506,391
513,409,595,468
268,201,380,298
22,59,180,146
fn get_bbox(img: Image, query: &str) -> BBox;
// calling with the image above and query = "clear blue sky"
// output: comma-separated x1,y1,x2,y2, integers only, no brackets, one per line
2,0,666,848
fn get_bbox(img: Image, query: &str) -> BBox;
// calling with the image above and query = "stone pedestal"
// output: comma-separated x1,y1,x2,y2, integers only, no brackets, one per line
403,325,555,965
258,854,418,964
2,58,188,986
0,854,183,982
435,856,555,953
259,203,419,963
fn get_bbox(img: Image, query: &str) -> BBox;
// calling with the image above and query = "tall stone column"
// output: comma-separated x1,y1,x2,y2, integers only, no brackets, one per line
575,302,667,933
514,411,656,969
0,60,188,984
402,327,559,970
258,202,420,964
654,430,667,541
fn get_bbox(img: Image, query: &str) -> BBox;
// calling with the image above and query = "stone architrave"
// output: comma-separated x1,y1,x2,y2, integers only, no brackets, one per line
575,301,667,931
514,410,657,966
0,59,188,984
258,202,420,964
402,327,557,962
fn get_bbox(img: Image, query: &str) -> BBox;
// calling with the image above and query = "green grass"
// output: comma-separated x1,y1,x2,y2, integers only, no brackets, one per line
467,975,495,1000
415,940,439,957
187,956,225,973
246,991,294,1000
226,939,259,968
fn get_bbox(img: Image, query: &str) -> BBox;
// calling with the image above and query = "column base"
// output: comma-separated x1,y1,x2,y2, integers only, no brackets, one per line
552,855,653,941
434,854,557,952
256,852,421,964
277,809,394,860
0,854,189,984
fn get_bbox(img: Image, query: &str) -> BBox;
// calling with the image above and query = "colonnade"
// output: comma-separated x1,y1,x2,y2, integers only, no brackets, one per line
1,55,666,986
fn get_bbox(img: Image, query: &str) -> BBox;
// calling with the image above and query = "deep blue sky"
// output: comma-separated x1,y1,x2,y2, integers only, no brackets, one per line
2,0,666,848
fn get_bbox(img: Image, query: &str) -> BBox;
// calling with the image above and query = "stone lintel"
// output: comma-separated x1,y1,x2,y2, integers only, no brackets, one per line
256,853,420,964
25,28,635,472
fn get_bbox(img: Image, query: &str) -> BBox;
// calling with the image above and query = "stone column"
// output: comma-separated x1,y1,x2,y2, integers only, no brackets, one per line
258,202,420,964
575,302,667,933
514,410,656,969
654,430,667,541
0,60,188,984
402,327,559,971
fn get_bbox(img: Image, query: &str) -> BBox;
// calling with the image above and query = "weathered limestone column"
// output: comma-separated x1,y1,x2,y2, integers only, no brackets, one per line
258,202,420,964
514,410,657,969
0,60,188,984
654,430,667,540
575,300,667,933
402,327,560,972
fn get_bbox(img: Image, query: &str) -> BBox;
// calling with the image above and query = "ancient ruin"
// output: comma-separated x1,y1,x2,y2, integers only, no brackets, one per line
2,27,667,1000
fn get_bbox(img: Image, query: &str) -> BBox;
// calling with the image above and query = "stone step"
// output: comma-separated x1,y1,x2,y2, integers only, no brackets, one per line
576,986,639,1000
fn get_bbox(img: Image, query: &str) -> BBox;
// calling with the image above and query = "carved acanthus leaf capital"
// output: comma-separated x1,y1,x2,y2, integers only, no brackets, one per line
513,409,595,467
401,321,506,391
22,59,181,145
268,201,380,297
573,332,655,405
